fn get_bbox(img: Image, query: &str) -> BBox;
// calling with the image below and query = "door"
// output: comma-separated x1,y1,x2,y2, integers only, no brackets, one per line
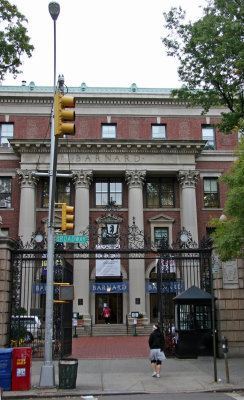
95,293,123,324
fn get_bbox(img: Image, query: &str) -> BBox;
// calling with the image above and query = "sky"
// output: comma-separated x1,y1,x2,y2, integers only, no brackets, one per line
3,0,206,89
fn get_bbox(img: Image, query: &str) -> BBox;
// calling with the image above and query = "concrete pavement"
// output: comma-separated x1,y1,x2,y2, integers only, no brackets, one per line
2,337,244,398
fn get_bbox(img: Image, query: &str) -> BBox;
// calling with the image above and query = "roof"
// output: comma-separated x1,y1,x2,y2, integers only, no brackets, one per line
174,285,212,302
0,82,174,94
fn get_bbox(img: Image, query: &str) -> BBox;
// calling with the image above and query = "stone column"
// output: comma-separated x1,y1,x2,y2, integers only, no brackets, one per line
72,170,93,323
178,170,199,243
125,170,146,320
178,170,200,289
17,169,38,244
0,217,15,346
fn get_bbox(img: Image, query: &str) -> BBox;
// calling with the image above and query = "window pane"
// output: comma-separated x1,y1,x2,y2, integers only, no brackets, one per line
42,180,71,207
95,182,108,205
154,228,168,245
0,178,12,208
0,124,14,147
102,125,116,138
204,178,218,207
202,126,215,149
147,182,160,207
161,180,174,207
152,125,166,139
57,181,71,203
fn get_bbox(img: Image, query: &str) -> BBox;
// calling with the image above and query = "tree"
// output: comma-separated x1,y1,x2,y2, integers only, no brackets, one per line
0,0,34,81
162,0,244,134
210,138,244,260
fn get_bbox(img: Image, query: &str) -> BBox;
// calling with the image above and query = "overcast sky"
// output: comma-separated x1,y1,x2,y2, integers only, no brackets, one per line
3,0,206,89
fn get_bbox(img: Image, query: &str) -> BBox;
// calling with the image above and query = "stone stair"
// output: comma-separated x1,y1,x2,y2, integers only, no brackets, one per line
73,324,153,337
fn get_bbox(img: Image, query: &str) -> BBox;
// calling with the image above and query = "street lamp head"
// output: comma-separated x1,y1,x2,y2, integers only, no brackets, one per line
49,2,60,21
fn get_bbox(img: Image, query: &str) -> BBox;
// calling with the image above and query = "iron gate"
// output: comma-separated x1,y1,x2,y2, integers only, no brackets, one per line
9,211,213,359
10,232,73,359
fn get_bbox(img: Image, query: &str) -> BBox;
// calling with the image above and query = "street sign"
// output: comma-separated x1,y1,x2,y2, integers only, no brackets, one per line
56,234,87,243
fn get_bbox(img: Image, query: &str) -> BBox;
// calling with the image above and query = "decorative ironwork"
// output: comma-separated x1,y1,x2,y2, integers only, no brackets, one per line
172,227,198,249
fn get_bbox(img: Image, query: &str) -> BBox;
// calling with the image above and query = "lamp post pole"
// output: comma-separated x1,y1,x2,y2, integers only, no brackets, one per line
40,2,60,387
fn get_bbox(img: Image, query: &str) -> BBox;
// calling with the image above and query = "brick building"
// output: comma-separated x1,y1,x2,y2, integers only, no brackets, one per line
0,81,243,355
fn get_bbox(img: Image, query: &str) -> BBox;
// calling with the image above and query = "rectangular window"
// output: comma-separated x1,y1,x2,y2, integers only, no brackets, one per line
95,179,122,206
154,227,168,246
0,178,12,208
42,179,71,208
203,178,219,208
202,125,215,150
146,178,174,208
151,124,166,139
102,124,117,139
0,123,14,147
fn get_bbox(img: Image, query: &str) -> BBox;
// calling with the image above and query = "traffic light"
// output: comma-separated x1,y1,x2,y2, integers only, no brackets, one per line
55,202,74,232
54,93,75,138
61,203,74,232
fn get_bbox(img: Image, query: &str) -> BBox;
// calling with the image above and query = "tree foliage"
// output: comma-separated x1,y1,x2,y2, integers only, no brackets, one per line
162,0,244,134
210,138,244,260
0,0,34,81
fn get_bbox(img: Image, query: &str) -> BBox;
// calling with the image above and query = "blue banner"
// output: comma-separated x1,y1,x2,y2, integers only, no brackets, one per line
32,283,59,295
90,282,129,294
146,281,184,293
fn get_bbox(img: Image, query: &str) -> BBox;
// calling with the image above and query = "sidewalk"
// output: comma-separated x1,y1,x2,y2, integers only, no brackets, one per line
2,337,244,399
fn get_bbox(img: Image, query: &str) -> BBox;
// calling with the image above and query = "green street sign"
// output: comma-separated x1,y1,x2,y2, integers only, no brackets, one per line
56,234,87,244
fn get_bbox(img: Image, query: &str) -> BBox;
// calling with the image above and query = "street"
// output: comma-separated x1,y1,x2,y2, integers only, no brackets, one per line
11,391,244,400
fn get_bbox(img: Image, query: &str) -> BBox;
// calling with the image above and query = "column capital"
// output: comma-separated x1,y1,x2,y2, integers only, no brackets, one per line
72,170,93,189
17,169,38,188
125,170,146,188
178,170,199,188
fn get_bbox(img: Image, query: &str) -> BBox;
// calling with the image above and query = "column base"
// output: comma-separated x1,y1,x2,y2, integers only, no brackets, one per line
39,363,55,387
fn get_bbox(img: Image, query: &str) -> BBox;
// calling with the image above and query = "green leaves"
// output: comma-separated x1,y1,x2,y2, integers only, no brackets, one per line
209,139,244,260
162,0,244,133
0,0,34,80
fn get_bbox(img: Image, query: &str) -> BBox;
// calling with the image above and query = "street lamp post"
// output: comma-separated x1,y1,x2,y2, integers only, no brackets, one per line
39,2,60,387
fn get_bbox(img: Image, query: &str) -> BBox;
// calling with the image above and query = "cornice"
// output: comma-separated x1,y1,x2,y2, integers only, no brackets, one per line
9,139,206,156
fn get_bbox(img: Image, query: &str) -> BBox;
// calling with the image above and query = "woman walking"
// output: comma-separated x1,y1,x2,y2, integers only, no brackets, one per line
148,324,166,378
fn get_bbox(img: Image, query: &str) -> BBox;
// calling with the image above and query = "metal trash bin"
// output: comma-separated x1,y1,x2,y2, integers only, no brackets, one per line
59,359,78,389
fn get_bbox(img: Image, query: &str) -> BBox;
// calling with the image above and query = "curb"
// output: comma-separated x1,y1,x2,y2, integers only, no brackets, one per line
3,387,244,399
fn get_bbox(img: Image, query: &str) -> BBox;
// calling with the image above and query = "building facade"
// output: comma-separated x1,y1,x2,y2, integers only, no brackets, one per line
0,82,243,355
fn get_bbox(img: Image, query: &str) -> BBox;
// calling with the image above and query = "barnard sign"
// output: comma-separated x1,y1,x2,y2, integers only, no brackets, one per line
146,281,184,293
90,282,129,294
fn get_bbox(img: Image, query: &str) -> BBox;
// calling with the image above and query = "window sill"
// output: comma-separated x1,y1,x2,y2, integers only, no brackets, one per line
201,208,223,211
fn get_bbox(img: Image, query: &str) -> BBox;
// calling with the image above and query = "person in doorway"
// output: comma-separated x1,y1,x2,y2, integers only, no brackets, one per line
101,304,111,324
148,324,166,378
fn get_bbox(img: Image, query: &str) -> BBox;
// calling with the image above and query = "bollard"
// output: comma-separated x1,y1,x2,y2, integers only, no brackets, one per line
221,336,230,383
133,318,138,336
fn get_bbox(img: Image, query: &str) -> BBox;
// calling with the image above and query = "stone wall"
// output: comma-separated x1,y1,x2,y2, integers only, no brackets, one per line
214,258,244,357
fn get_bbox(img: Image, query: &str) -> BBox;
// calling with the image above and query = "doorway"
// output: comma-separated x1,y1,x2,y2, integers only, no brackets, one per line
96,293,123,324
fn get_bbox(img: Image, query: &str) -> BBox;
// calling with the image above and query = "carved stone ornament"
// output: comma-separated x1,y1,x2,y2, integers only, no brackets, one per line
178,170,199,188
16,169,38,188
125,170,146,188
222,259,239,289
72,170,93,189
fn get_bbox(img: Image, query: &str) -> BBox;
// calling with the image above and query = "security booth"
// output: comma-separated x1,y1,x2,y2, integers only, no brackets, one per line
174,285,214,358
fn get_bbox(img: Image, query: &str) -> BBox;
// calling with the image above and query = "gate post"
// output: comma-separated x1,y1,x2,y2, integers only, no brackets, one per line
0,221,15,347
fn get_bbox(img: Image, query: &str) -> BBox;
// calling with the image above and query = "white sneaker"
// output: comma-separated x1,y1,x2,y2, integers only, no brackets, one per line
152,372,156,377
156,374,160,378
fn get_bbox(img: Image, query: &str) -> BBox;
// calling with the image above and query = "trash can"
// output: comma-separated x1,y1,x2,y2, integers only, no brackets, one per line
12,347,32,391
0,348,13,391
59,359,78,389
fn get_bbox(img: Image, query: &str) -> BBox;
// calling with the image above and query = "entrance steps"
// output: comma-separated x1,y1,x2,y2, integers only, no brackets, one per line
74,324,153,337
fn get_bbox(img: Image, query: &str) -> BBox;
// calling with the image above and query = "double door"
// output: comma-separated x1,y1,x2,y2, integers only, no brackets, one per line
96,293,123,324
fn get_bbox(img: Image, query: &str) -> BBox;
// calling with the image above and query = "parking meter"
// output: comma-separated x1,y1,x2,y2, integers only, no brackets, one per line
221,336,228,353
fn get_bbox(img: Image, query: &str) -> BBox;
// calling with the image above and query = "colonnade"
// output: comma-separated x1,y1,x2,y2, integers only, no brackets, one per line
17,168,199,321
